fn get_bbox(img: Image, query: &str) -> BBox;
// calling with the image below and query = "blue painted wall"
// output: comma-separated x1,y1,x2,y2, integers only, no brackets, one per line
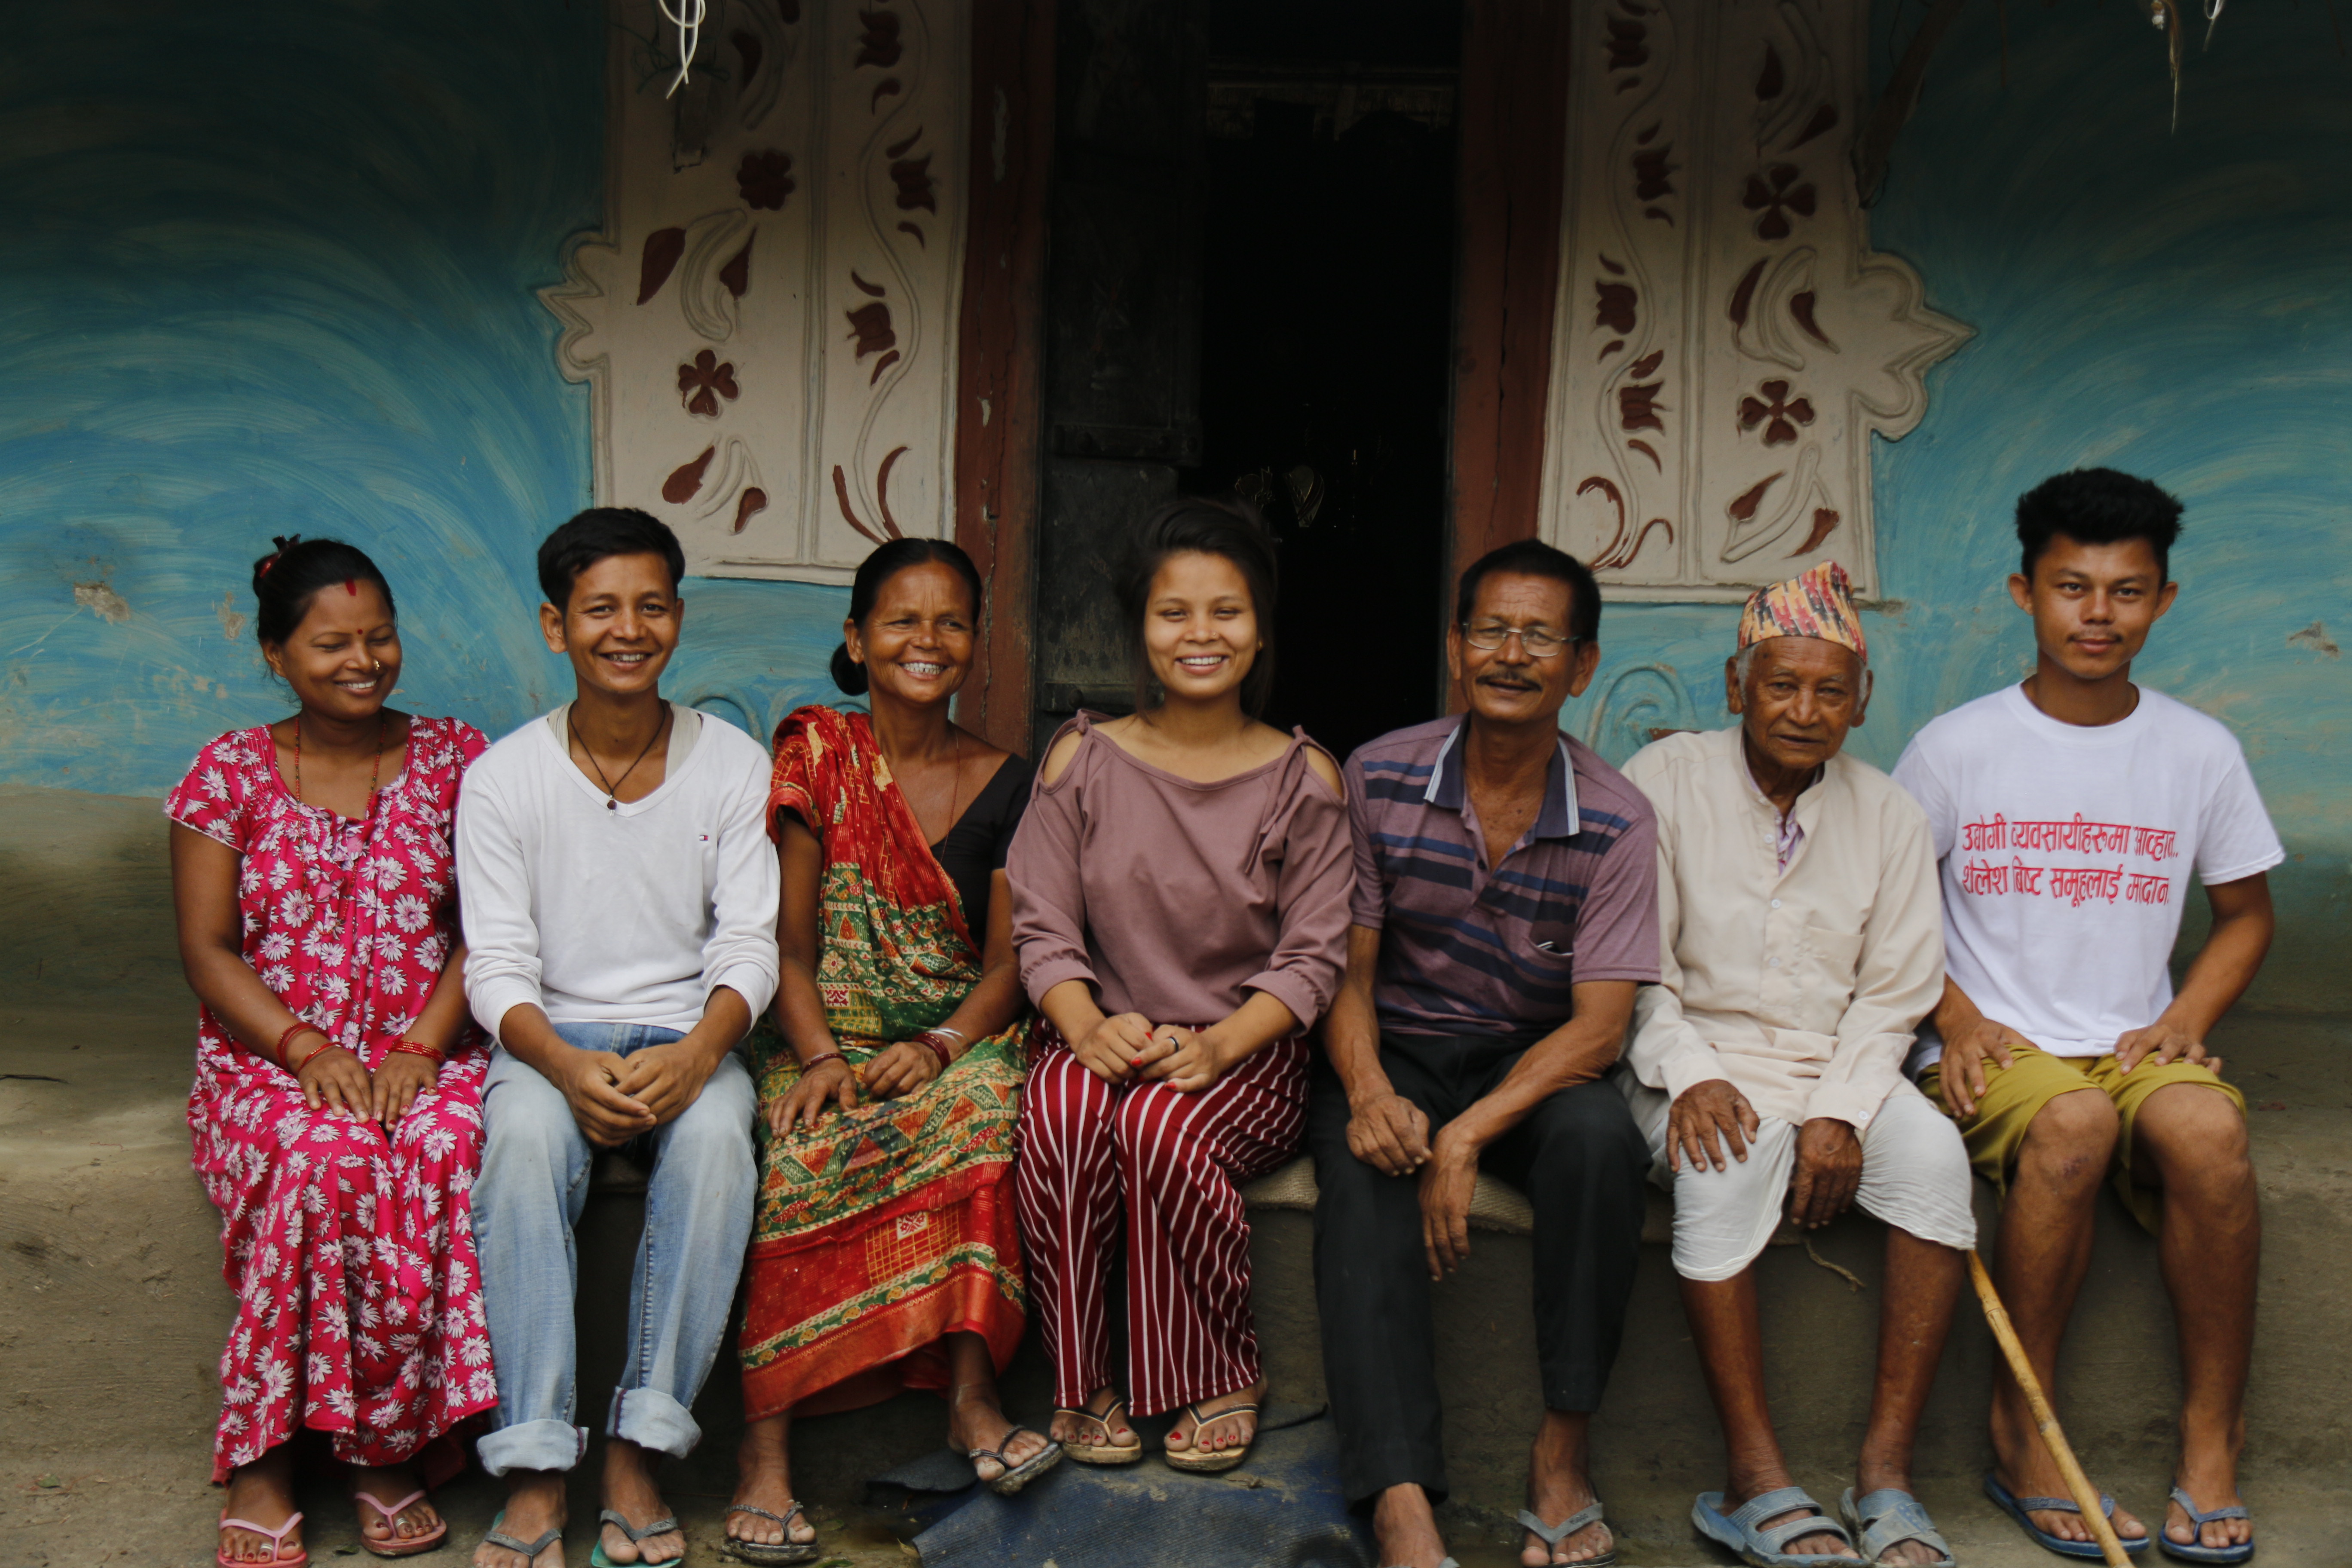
1,2,2343,1000
1566,2,2352,1008
0,0,847,796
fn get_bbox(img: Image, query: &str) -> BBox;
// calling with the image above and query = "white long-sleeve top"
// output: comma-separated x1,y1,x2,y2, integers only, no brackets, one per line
457,704,780,1037
1621,726,1942,1131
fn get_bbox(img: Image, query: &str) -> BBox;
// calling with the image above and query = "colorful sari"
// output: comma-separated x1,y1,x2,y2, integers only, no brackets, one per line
739,704,1031,1419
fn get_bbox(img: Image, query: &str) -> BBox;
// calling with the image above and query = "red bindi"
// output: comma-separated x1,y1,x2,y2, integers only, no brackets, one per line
344,578,358,595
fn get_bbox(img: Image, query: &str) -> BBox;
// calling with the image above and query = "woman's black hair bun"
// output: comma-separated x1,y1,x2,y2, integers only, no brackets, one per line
829,641,870,696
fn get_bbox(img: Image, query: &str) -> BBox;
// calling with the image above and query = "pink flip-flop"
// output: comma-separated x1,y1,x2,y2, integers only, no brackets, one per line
354,1488,448,1559
217,1509,308,1567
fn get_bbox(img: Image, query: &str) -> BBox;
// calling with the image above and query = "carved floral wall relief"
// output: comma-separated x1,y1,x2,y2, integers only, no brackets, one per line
1537,0,1972,601
540,0,969,582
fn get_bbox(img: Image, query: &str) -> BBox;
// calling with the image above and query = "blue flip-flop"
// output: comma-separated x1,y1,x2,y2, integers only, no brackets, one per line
2156,1485,2253,1564
589,1507,681,1568
1984,1471,2151,1559
1694,1487,1856,1567
1840,1487,1954,1568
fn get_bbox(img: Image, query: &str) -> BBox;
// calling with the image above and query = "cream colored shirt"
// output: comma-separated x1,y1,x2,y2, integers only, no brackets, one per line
1622,726,1943,1131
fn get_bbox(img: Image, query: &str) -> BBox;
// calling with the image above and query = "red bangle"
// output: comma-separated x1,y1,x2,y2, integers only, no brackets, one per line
799,1051,848,1073
913,1032,955,1070
387,1040,445,1064
275,1021,326,1069
288,1036,341,1075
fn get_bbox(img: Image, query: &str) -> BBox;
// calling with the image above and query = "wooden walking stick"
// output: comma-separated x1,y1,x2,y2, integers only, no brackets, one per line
1967,1249,2132,1568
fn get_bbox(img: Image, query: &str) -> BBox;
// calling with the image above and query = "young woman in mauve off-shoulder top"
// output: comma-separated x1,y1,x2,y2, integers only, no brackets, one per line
1006,496,1355,1477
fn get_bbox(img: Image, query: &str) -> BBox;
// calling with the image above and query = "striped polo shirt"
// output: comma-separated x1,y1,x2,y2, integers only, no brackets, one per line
1346,715,1660,1041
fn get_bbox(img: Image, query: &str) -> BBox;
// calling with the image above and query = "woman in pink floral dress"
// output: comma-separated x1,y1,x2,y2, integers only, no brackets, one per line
168,538,495,1566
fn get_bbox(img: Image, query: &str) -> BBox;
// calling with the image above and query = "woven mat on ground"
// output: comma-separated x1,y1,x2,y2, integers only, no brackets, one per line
874,1407,1371,1568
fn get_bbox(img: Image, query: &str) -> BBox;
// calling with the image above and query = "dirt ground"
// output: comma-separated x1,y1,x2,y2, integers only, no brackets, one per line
4,782,2348,1566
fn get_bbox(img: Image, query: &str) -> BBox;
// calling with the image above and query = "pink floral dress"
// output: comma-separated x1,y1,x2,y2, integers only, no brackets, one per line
165,716,497,1483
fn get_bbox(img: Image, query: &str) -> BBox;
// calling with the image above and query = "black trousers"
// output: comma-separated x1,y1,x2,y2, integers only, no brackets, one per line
1307,1032,1649,1507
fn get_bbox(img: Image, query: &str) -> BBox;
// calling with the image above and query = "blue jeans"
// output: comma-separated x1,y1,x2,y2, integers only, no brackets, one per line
472,1021,757,1476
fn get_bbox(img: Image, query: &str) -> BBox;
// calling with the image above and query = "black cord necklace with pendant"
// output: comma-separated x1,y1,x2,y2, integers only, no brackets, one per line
571,705,671,811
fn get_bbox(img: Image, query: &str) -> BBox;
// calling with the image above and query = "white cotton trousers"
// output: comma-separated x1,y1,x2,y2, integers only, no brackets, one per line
1621,1080,1976,1282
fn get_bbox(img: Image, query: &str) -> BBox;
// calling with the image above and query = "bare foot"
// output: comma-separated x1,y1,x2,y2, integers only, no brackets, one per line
1990,1399,2147,1549
949,1384,1053,1484
1165,1379,1265,1458
475,1470,566,1568
1372,1482,1449,1568
598,1440,684,1566
1521,1412,1611,1566
1722,1473,1858,1560
1048,1387,1139,1452
351,1462,442,1553
728,1421,818,1557
220,1449,302,1565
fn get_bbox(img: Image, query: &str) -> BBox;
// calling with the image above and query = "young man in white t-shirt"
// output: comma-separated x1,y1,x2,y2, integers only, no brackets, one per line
460,510,781,1568
1894,469,2278,1564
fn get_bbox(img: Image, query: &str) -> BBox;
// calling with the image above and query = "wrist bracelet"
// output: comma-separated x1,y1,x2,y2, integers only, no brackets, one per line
289,1036,341,1075
799,1050,848,1073
913,1032,955,1070
387,1040,445,1064
930,1024,968,1044
275,1021,326,1069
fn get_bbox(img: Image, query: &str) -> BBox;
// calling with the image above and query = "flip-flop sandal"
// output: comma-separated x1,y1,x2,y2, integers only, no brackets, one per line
1693,1486,1856,1567
2156,1486,2253,1564
721,1501,821,1565
1840,1487,1954,1568
1521,1501,1615,1567
481,1511,562,1567
1380,1560,1460,1568
1162,1400,1259,1474
1054,1397,1145,1465
353,1487,447,1559
217,1509,308,1568
591,1507,684,1567
1983,1472,2151,1559
955,1426,1065,1495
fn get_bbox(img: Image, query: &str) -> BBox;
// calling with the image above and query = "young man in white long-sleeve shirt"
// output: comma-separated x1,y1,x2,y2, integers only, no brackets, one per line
459,509,780,1568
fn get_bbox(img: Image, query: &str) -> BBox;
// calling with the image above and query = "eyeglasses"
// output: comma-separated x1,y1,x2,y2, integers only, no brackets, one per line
1459,621,1581,658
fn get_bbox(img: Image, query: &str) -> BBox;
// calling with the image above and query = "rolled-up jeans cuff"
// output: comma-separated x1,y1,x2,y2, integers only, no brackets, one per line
609,1385,703,1458
477,1419,588,1477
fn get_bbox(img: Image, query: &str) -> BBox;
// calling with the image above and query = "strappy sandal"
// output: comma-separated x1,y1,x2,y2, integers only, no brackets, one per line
1521,1501,1616,1567
591,1507,683,1567
721,1501,821,1565
353,1487,447,1559
1054,1396,1145,1466
1694,1486,1857,1567
1840,1487,1955,1568
1162,1400,1259,1475
480,1511,561,1568
1984,1471,2152,1560
2157,1486,2252,1565
217,1509,307,1568
954,1426,1064,1495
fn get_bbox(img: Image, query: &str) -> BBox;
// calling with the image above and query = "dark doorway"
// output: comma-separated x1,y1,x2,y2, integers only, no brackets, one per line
1190,0,1461,765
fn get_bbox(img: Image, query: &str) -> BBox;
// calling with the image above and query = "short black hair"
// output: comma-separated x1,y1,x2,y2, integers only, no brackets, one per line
250,536,396,647
536,507,686,608
1117,495,1280,717
1454,538,1601,643
2015,468,2183,583
830,537,987,696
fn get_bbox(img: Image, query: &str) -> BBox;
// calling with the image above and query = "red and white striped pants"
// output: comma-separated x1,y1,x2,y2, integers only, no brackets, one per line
1013,1035,1309,1416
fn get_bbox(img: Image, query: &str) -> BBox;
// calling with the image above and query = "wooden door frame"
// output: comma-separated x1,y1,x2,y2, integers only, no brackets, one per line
952,0,1056,753
1446,0,1572,702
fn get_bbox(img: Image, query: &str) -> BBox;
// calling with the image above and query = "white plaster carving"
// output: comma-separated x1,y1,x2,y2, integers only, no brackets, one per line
540,0,969,583
1535,0,1972,601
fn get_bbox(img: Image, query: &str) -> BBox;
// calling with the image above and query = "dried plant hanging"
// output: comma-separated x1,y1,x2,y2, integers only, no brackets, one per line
2149,0,2184,130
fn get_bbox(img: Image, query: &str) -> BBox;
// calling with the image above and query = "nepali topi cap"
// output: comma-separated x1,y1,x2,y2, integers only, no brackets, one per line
1736,559,1866,659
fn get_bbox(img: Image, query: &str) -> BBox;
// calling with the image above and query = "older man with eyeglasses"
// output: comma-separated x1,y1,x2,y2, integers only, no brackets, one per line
1310,539,1660,1568
1617,561,1972,1568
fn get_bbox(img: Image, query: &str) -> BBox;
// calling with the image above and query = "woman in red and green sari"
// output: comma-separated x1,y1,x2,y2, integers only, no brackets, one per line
723,540,1060,1566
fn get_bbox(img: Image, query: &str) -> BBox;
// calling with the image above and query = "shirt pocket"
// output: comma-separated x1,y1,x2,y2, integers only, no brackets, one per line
1795,925,1865,1021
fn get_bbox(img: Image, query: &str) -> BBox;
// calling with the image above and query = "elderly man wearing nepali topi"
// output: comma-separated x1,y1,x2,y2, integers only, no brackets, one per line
1617,561,1975,1568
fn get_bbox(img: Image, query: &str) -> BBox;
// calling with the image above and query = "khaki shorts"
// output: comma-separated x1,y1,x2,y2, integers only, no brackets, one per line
1920,1042,2245,1234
